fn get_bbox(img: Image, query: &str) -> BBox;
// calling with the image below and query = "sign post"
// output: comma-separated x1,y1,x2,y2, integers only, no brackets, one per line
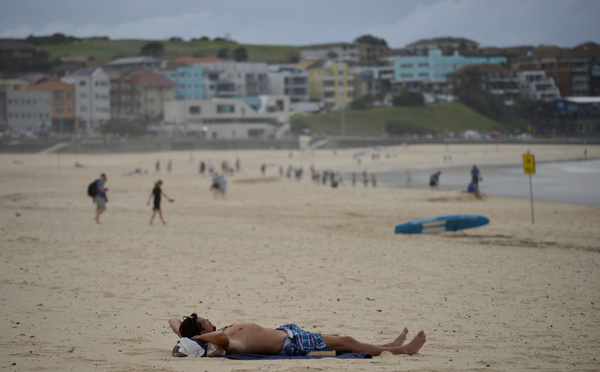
522,151,535,224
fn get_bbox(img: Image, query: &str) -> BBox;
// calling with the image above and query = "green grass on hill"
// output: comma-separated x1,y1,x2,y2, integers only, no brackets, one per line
38,39,300,65
290,102,504,136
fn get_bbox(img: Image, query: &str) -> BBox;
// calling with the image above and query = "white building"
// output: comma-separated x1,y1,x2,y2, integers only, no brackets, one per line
267,64,309,103
162,95,290,139
192,61,270,98
6,90,51,132
61,67,111,134
106,56,163,74
517,71,561,101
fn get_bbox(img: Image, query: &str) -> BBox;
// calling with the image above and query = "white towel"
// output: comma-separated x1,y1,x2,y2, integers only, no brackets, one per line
177,338,206,357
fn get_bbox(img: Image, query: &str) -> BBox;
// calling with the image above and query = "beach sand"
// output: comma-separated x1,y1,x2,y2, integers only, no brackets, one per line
1,143,599,371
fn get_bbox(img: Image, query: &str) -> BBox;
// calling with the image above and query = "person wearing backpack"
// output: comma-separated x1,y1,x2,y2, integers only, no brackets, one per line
94,173,108,224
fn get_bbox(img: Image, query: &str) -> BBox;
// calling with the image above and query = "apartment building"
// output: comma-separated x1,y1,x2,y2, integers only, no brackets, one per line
28,79,76,132
191,61,270,98
448,64,520,104
162,95,289,139
404,37,479,56
513,49,590,97
160,66,205,100
61,67,110,134
300,42,389,66
5,90,51,132
0,78,29,129
300,60,354,108
107,70,139,120
517,71,561,101
267,64,309,103
393,50,507,92
131,70,175,120
351,62,395,98
106,56,163,74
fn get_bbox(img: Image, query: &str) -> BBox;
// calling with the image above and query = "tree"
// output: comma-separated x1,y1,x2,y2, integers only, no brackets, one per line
354,34,388,47
199,36,210,41
217,48,229,59
232,46,248,61
350,96,371,110
169,36,183,42
140,42,164,57
392,91,424,107
326,50,338,59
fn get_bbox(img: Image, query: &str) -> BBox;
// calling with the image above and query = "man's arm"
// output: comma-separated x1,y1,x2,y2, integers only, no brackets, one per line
169,318,182,337
191,331,230,350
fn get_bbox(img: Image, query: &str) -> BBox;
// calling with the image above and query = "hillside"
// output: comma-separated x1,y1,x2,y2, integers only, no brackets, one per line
37,39,300,65
290,102,504,136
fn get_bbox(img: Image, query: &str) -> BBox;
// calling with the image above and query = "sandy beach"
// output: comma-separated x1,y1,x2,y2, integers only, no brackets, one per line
1,143,599,371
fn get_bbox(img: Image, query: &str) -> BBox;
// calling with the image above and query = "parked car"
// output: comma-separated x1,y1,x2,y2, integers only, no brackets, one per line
517,132,534,140
463,130,482,139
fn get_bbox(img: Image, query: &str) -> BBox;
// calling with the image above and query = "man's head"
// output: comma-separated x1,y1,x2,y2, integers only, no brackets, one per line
100,173,107,182
179,313,216,338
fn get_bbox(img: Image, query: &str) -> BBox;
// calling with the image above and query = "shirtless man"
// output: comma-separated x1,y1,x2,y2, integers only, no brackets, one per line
168,314,426,356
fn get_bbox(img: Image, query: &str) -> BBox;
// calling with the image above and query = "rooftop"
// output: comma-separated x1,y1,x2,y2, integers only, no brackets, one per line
108,56,162,66
130,70,175,88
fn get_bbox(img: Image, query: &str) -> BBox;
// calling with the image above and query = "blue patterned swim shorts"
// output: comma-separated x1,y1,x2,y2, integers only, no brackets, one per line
277,324,329,356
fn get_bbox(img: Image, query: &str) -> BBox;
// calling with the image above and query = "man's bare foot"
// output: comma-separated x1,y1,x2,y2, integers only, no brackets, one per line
397,331,426,355
382,327,408,347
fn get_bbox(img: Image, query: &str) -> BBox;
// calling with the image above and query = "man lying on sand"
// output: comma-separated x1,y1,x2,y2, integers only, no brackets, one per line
169,313,426,356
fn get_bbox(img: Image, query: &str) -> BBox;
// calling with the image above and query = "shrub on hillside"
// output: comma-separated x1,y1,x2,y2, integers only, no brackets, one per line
385,120,429,135
392,91,424,107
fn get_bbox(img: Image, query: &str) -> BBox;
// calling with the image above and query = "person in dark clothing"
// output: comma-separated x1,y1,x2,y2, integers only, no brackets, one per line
147,180,174,225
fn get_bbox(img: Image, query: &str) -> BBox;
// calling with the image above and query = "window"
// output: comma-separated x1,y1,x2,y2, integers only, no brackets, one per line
401,74,413,78
67,92,72,99
55,105,65,113
401,64,413,68
80,93,87,99
55,91,64,100
217,104,235,113
79,81,87,87
418,63,429,67
189,106,200,114
81,106,88,112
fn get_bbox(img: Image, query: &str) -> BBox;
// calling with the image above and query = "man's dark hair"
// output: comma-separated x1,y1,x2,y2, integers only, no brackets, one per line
179,313,202,338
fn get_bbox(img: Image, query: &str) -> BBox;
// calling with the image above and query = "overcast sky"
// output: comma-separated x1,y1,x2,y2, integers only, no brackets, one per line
0,0,598,48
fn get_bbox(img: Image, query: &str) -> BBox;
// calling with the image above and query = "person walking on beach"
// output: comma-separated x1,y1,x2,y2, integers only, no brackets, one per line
147,180,174,225
429,171,441,190
219,174,228,200
210,173,221,199
94,173,108,224
169,313,426,357
471,165,482,188
155,160,160,173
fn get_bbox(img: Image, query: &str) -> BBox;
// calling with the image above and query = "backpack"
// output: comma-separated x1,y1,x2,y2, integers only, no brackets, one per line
87,180,98,198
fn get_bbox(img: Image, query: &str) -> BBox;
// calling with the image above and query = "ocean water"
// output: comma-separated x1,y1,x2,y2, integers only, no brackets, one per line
370,159,600,206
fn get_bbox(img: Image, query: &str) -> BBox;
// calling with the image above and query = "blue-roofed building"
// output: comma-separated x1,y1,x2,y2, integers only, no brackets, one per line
160,66,205,100
393,50,507,92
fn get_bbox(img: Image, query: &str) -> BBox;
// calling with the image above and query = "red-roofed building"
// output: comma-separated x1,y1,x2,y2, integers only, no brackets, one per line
448,64,520,104
108,70,175,122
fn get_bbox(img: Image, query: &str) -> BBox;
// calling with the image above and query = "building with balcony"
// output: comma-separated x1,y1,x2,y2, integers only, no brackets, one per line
0,79,29,129
267,64,309,103
448,64,520,104
553,97,600,137
160,66,205,100
191,61,270,99
61,67,110,134
106,56,163,74
351,62,395,98
393,50,507,92
131,70,176,121
513,48,590,97
5,90,51,132
162,95,290,139
517,71,561,101
300,60,354,108
28,79,76,132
